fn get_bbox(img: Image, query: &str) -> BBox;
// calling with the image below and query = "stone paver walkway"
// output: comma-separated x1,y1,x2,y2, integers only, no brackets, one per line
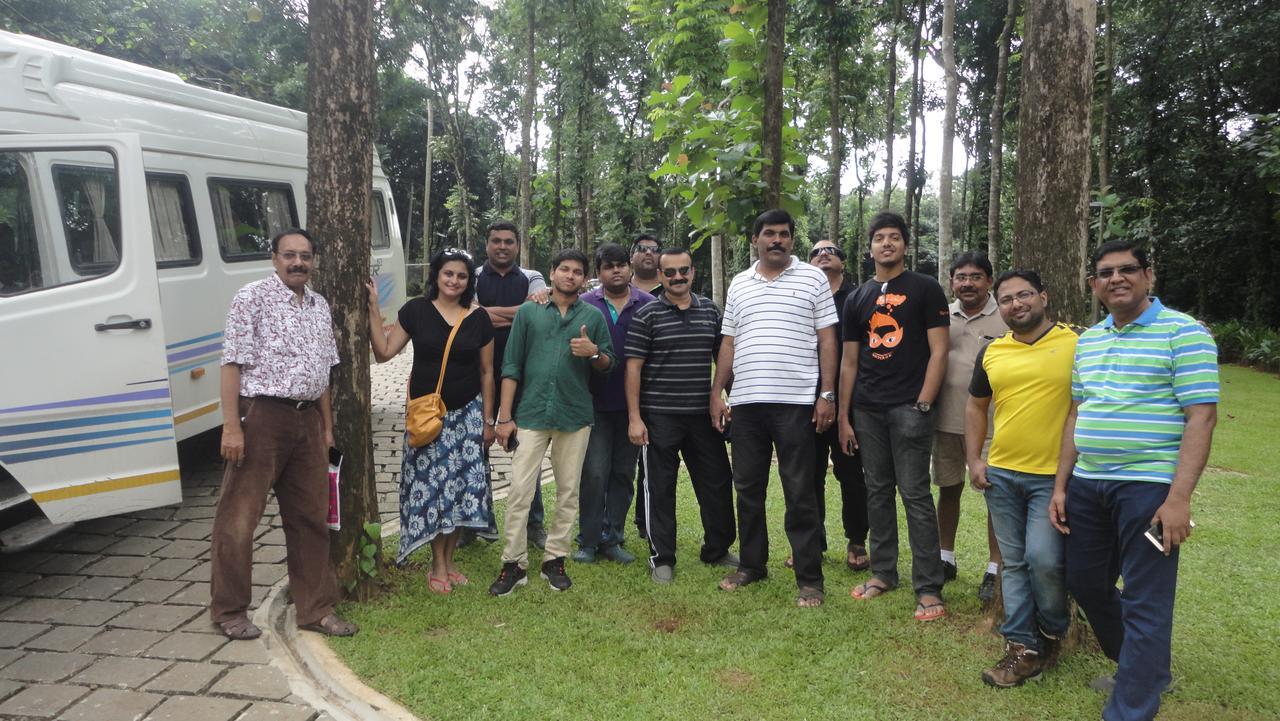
0,351,548,721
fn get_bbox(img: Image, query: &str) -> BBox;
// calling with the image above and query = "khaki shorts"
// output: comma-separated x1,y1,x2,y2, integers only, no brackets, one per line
931,431,988,487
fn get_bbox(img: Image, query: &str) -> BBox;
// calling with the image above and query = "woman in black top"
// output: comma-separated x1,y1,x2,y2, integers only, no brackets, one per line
368,248,495,594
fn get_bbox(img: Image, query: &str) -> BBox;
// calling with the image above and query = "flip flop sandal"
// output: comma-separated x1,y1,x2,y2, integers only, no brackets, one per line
428,575,452,595
719,568,767,591
850,578,894,600
447,570,469,586
784,556,794,569
298,613,359,637
796,586,825,608
914,601,947,622
218,617,262,640
846,545,871,571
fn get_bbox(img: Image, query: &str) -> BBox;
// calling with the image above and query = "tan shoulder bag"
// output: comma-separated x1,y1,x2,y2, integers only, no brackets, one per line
406,308,469,448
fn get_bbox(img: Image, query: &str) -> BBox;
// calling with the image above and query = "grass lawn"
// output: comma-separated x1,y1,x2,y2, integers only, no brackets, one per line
331,365,1279,721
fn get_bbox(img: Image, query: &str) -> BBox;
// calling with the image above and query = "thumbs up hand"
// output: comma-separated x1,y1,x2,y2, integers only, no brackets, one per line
569,323,598,358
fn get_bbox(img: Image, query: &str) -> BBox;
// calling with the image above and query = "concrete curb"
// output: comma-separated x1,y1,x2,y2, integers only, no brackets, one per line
257,516,420,721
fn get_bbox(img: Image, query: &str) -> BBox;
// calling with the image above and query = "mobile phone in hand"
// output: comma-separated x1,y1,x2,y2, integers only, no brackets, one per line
1144,519,1195,552
504,431,519,453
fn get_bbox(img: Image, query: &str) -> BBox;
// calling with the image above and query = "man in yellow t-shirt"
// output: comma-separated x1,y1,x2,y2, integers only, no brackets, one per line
966,269,1078,689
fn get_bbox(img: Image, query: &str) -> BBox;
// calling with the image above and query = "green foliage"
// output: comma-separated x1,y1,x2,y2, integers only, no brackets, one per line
1211,321,1280,373
345,521,382,593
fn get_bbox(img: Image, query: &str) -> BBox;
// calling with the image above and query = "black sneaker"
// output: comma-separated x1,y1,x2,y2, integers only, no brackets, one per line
977,570,998,604
488,562,527,596
942,560,958,582
540,556,572,591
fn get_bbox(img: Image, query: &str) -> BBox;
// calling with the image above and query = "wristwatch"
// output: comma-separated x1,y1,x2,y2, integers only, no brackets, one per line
818,391,836,402
590,352,601,361
914,401,932,413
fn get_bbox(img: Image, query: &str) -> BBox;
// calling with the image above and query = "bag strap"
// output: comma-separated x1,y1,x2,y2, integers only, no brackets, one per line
433,307,470,395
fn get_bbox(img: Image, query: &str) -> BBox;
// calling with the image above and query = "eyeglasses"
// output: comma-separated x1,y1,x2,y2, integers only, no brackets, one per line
952,272,987,283
633,244,662,255
1092,264,1144,280
661,266,692,278
809,246,845,260
276,251,314,262
997,289,1039,307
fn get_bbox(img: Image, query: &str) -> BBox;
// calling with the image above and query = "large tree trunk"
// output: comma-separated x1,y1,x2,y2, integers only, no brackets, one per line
519,0,536,267
937,0,957,285
306,0,379,600
987,0,1018,271
1013,0,1096,325
826,0,842,244
762,0,786,209
882,0,901,208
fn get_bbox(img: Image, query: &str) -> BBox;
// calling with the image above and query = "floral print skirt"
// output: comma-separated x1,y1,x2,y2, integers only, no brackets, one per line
396,394,495,565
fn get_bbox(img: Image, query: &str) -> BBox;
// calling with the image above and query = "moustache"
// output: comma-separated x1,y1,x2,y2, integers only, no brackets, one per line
768,243,785,252
668,279,688,286
287,266,309,274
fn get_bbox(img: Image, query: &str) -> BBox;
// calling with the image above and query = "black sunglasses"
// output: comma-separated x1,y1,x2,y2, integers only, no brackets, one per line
633,244,662,255
661,266,692,278
809,246,845,260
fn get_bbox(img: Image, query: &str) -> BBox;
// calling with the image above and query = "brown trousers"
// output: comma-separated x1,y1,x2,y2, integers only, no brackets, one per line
210,396,338,626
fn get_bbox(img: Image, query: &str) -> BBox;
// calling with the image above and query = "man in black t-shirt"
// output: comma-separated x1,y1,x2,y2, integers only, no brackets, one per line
475,220,549,548
837,211,951,621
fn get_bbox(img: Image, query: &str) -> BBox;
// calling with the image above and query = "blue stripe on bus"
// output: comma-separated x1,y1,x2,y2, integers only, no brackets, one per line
0,409,173,437
166,331,223,350
0,424,174,453
0,435,174,464
0,388,170,415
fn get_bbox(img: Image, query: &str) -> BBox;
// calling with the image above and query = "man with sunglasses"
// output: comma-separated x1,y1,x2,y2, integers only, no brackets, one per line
804,240,870,573
837,210,950,621
624,248,738,584
712,208,838,608
1051,240,1217,720
630,233,664,294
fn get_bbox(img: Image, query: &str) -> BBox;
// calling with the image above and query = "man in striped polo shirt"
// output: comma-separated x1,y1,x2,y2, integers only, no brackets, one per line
1051,240,1218,721
711,208,838,608
624,248,737,584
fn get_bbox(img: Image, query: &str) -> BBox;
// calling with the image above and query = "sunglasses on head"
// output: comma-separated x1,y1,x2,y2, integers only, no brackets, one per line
809,246,845,260
661,266,692,278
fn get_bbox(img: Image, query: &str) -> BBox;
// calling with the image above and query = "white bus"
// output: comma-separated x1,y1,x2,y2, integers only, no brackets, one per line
0,31,406,548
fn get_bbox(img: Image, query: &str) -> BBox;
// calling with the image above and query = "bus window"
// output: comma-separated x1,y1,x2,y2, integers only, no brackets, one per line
52,163,122,276
0,153,43,295
372,191,390,249
148,173,201,267
208,178,297,261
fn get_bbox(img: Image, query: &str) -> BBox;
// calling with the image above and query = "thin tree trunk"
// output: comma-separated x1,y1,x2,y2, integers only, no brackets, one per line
882,0,901,208
762,0,787,209
827,0,843,244
1096,0,1114,244
551,33,564,247
987,0,1018,271
306,0,378,600
904,0,924,238
519,0,536,267
937,0,957,285
1013,0,1096,325
711,233,725,309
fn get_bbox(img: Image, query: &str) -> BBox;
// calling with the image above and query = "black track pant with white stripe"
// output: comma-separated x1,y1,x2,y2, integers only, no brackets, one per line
641,412,736,567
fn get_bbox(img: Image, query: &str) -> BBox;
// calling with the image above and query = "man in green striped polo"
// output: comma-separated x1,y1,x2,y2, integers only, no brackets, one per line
1049,240,1218,721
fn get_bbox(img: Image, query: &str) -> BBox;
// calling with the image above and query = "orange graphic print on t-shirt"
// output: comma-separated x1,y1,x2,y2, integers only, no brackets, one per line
869,292,908,359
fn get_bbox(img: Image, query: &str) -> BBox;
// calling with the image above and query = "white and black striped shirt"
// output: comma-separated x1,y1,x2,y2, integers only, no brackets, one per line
624,293,721,414
721,256,837,406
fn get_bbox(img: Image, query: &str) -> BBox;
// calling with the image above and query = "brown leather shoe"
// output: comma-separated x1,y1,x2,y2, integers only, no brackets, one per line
981,642,1046,688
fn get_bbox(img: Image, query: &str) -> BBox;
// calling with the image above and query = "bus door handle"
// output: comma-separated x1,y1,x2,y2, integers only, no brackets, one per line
95,318,153,332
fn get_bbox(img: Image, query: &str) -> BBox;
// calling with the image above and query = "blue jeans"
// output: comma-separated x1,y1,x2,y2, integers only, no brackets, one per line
577,410,638,551
1066,475,1179,721
984,466,1069,650
853,404,944,597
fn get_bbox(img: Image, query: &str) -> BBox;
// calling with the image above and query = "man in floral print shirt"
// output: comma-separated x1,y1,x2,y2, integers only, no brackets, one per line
209,228,358,640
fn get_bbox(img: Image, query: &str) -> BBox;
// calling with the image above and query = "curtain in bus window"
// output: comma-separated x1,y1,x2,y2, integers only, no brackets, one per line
211,183,236,255
147,179,191,262
263,188,292,237
82,174,119,265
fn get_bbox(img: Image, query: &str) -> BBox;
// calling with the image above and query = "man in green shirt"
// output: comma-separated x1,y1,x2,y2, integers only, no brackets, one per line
490,248,616,595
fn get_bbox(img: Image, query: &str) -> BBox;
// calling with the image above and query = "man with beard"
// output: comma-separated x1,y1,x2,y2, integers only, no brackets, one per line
625,248,738,584
630,233,663,293
712,208,838,608
575,243,653,564
966,269,1076,687
211,229,356,640
934,252,1006,602
1051,241,1217,720
800,239,870,572
476,220,549,549
490,249,616,595
837,210,950,621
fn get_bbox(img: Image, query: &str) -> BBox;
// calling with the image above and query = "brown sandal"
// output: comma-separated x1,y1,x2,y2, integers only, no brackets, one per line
218,617,262,641
796,586,825,608
846,544,870,571
718,568,767,591
298,613,359,637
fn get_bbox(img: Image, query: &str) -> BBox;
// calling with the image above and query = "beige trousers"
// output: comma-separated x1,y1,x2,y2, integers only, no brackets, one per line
501,426,592,567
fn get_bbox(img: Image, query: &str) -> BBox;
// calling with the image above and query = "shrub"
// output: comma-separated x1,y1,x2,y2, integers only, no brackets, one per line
1212,321,1280,372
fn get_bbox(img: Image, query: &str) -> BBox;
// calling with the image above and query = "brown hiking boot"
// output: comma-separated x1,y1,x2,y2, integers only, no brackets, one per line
981,642,1047,688
1039,632,1062,670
